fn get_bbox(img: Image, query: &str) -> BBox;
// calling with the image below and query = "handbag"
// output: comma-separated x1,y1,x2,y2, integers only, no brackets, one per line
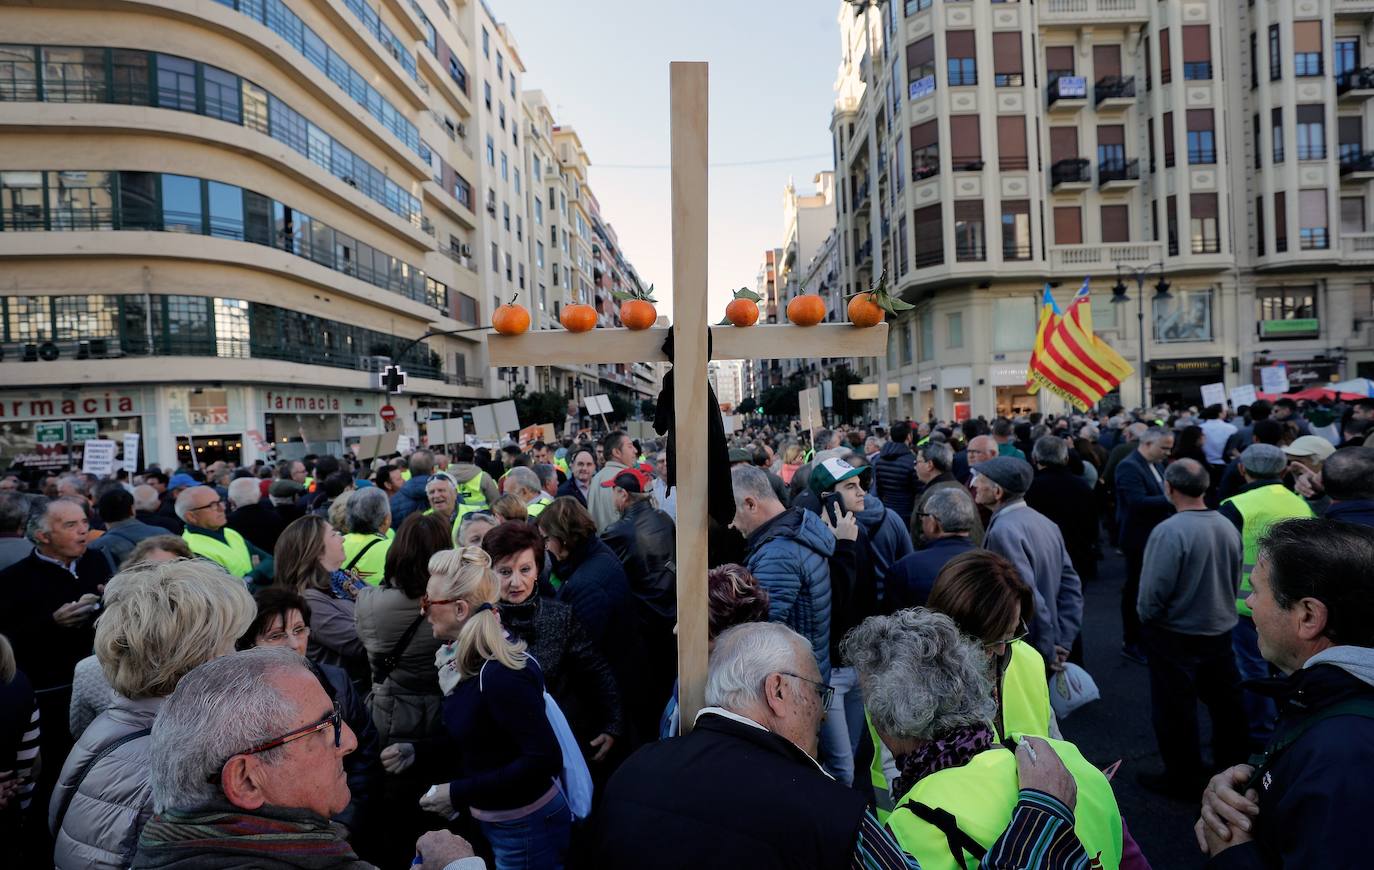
1049,662,1100,719
480,659,594,820
374,613,426,685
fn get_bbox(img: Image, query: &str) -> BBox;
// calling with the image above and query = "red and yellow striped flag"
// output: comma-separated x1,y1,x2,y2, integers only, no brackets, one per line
1029,279,1134,410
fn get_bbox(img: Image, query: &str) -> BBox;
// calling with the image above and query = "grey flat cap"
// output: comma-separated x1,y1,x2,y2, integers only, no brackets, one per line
1240,443,1287,479
972,456,1034,496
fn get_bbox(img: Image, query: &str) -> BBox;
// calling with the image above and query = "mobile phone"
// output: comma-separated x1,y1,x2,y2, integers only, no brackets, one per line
821,491,845,524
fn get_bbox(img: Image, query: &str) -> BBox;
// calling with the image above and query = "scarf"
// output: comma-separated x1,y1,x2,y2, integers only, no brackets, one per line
435,641,462,696
892,722,997,798
328,570,361,601
133,799,372,869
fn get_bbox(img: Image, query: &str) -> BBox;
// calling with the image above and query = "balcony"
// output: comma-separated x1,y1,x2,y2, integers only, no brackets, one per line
853,178,872,215
1334,0,1374,18
1094,76,1136,110
1342,233,1374,262
1341,150,1374,179
1051,158,1093,191
1047,76,1089,112
857,239,874,266
1099,158,1141,190
1048,242,1163,272
1338,67,1374,100
1038,0,1149,25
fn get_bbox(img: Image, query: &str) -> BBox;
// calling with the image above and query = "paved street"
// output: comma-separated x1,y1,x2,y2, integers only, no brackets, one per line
1059,548,1207,868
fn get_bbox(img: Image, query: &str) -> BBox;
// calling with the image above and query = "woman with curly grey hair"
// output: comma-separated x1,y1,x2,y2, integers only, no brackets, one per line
843,608,1126,870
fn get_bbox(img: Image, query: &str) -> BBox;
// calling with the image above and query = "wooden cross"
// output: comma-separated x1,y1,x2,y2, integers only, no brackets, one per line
488,63,888,728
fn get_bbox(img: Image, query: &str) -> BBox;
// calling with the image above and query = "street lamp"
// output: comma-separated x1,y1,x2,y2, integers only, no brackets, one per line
1111,261,1171,409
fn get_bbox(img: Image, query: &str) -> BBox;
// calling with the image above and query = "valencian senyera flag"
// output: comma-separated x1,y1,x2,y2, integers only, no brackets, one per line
1027,278,1134,410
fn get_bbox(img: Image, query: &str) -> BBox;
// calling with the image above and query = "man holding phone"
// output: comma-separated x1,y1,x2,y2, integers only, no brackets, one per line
0,496,113,804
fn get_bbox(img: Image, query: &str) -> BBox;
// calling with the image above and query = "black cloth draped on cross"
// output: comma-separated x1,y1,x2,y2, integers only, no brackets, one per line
652,329,735,530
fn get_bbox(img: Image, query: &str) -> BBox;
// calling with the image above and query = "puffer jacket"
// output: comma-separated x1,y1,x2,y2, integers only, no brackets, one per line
600,500,677,622
50,695,161,870
745,507,836,678
388,473,430,525
853,493,914,606
355,584,445,750
872,441,918,525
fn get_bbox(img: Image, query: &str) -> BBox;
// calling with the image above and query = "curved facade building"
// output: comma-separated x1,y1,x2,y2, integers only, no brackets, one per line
0,0,487,469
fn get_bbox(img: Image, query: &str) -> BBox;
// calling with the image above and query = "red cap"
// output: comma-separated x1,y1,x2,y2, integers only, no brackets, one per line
601,467,653,493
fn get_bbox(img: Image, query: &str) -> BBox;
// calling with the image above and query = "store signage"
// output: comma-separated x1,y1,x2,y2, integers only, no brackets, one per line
0,392,138,421
1148,357,1225,377
189,407,229,426
1259,318,1319,338
35,422,67,444
70,420,99,441
263,391,342,412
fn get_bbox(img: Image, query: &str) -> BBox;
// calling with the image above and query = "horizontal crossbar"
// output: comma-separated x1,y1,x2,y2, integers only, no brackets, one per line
486,322,889,366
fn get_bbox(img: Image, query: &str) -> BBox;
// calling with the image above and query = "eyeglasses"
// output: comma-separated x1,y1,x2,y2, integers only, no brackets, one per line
206,699,342,783
420,594,459,612
261,625,310,645
192,498,226,511
780,672,835,709
984,621,1030,649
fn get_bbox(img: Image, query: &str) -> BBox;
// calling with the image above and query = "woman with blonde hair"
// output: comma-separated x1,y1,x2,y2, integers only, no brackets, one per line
419,546,570,869
779,442,806,486
274,514,367,687
49,558,254,870
490,492,528,524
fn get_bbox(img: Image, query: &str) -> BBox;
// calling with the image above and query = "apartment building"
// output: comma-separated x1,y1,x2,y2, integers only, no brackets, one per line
0,0,489,469
829,0,1374,421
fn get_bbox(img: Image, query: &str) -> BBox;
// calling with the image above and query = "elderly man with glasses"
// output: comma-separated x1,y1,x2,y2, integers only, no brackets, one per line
132,646,483,869
176,485,272,584
593,621,1093,870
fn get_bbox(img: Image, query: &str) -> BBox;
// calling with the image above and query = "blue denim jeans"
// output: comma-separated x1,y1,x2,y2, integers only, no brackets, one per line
818,666,864,785
478,789,572,870
1232,616,1276,746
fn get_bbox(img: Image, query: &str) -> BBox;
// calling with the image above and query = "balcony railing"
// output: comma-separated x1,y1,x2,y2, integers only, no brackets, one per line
1341,150,1374,174
1094,75,1136,104
1051,158,1092,186
1048,243,1163,271
1039,0,1148,22
1337,67,1374,94
1099,159,1140,186
1341,233,1374,261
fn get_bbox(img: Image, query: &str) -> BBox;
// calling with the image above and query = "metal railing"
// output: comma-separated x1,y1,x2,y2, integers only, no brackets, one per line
1051,158,1092,186
1094,75,1135,104
1099,158,1140,185
1340,151,1374,174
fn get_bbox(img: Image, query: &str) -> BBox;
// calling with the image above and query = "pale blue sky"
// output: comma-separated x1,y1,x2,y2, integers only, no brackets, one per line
496,0,842,318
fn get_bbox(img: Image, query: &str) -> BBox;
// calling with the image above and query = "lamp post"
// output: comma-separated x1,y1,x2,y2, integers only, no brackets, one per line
1111,261,1171,409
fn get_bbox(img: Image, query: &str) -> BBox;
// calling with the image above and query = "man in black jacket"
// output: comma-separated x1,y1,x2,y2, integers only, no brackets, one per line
0,497,112,804
600,467,678,732
595,622,1091,870
872,421,918,526
1114,426,1175,662
1025,436,1099,581
1196,518,1374,868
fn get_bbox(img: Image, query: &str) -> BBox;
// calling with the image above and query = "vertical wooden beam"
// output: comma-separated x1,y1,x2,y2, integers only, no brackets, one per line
670,61,710,731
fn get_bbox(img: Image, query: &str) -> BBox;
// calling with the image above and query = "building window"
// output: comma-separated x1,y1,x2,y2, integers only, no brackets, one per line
1250,32,1258,89
954,201,985,262
1160,28,1172,84
946,31,977,86
496,52,504,80
1268,25,1281,80
1256,286,1317,335
206,180,243,240
1046,46,1075,81
906,37,936,99
1102,204,1130,243
1190,193,1219,253
1098,124,1126,174
514,168,521,195
498,101,505,129
483,80,491,110
161,174,202,234
1253,113,1262,169
913,204,943,268
904,0,932,16
1256,196,1265,257
518,262,525,290
482,26,489,58
1293,21,1323,76
1053,206,1083,245
490,242,499,272
1341,196,1365,234
993,33,1023,86
919,311,934,361
486,136,494,166
898,214,910,275
997,115,1028,170
1296,105,1325,160
1186,110,1215,164
155,54,197,111
1163,112,1176,167
1299,189,1328,249
1166,195,1179,256
993,297,1036,352
950,115,981,171
504,252,512,282
910,120,939,180
502,202,510,231
1153,287,1213,342
1272,108,1285,163
516,214,523,241
947,312,964,349
1335,38,1360,86
500,151,508,180
1001,200,1032,260
1182,25,1212,80
1275,191,1288,253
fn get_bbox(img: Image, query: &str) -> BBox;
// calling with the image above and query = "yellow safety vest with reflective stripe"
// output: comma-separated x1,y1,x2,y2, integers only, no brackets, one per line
887,738,1122,870
526,496,552,519
183,527,254,578
1221,482,1314,617
454,473,491,522
342,532,391,586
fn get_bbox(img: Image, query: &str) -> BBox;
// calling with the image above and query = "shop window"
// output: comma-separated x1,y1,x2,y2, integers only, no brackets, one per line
1153,287,1213,342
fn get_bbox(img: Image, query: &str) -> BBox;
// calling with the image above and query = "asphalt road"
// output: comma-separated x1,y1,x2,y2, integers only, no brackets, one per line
1058,547,1210,869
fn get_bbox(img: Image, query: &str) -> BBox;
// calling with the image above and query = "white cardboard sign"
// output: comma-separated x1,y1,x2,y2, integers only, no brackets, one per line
799,387,823,431
470,401,520,440
1260,364,1290,395
82,439,117,477
1200,382,1227,409
1229,384,1258,408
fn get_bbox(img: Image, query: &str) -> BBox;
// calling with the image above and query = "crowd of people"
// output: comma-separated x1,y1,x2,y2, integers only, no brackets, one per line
0,392,1370,868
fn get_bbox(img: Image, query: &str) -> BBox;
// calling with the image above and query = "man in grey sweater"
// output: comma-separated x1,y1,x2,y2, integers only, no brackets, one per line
974,457,1083,670
1136,458,1248,799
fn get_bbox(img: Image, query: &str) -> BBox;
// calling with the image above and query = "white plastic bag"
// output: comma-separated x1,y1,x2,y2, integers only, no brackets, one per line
542,689,594,820
1049,662,1100,719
